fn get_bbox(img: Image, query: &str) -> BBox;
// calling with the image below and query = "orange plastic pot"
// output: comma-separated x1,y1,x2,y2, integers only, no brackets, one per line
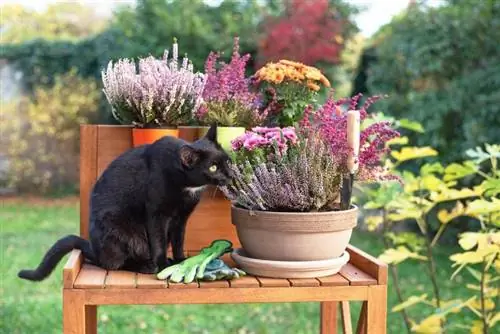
132,128,179,147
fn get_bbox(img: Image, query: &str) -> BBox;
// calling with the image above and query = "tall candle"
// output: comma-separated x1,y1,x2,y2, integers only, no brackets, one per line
346,110,360,174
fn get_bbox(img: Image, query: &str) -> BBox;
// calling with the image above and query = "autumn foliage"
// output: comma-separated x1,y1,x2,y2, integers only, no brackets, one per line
258,0,345,66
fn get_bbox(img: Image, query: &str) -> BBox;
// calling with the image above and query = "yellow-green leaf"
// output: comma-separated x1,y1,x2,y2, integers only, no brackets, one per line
420,162,444,176
469,299,495,311
398,119,425,133
465,198,500,217
437,201,466,224
392,294,428,312
391,146,438,162
430,187,481,203
411,315,443,334
470,320,483,334
443,161,477,181
386,136,409,146
379,246,427,264
365,215,384,231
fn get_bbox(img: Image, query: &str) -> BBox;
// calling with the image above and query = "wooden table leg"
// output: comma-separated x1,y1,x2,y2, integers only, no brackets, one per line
321,301,338,334
366,285,387,334
356,302,367,334
340,301,353,334
63,290,97,334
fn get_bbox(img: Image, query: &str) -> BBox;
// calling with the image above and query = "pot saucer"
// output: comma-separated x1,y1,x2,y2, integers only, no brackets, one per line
231,248,350,278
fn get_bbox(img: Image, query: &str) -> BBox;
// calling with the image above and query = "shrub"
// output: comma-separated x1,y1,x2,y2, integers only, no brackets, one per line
363,1,500,163
1,71,99,193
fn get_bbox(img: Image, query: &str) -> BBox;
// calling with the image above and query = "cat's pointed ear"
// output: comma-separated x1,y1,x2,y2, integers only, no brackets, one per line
204,124,217,142
179,145,200,169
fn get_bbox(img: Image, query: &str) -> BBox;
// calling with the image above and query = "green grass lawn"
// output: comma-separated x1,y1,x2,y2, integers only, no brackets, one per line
1,200,476,333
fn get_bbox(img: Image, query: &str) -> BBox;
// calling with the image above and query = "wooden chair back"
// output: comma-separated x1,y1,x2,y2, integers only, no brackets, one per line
79,125,239,251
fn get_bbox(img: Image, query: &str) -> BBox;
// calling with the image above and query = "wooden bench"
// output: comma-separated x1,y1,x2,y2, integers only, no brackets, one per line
62,125,388,333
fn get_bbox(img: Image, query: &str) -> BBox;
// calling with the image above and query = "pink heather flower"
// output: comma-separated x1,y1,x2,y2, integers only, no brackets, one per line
231,127,298,152
300,93,399,181
198,37,268,126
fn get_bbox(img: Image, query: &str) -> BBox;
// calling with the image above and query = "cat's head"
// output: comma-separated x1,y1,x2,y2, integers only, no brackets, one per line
179,124,233,187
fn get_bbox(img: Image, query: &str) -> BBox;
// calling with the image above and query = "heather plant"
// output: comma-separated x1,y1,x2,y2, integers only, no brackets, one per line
301,93,400,182
221,128,342,212
196,37,265,128
254,60,331,127
101,39,206,128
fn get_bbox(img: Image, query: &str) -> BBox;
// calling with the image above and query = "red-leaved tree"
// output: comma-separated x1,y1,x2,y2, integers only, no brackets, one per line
258,0,347,67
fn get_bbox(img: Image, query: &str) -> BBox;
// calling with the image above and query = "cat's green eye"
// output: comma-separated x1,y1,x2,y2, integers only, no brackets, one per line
209,165,217,172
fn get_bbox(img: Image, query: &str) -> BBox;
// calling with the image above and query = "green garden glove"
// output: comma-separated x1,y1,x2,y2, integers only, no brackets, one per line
156,240,233,283
202,258,246,281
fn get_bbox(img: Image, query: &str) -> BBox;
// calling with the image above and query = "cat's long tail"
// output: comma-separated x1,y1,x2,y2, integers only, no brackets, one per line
18,235,95,281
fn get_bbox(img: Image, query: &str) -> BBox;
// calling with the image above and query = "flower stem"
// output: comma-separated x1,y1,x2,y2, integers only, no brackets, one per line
480,260,488,334
382,210,412,333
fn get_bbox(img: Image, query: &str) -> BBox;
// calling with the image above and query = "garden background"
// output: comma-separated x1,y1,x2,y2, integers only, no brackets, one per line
1,0,499,333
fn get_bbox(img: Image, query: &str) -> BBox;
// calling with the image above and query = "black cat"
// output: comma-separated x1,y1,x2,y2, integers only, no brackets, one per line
18,125,232,281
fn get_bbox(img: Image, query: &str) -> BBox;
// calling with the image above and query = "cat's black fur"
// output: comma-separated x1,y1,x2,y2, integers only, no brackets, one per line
18,125,232,281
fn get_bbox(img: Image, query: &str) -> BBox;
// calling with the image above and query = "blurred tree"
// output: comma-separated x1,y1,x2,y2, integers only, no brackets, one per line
0,3,108,43
362,0,500,162
113,0,270,71
258,0,359,67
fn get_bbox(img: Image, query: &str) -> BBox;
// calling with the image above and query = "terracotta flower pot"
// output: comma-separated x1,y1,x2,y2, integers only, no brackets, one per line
178,126,200,142
231,205,357,261
198,126,246,152
132,128,179,147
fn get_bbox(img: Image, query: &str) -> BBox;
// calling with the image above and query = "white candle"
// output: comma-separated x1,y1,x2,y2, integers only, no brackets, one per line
347,110,360,174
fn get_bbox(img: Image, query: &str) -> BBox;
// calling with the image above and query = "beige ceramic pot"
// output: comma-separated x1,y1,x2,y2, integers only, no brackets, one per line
231,205,357,261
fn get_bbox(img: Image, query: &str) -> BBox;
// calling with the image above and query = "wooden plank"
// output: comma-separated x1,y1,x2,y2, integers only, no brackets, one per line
63,290,88,333
105,270,137,289
366,285,387,334
340,301,353,334
320,301,338,334
317,274,350,287
256,277,291,288
339,263,377,286
347,245,388,285
288,278,320,287
356,301,367,334
198,280,230,288
137,274,168,289
63,250,83,288
84,286,369,305
80,125,98,239
74,264,107,289
185,198,240,251
229,276,261,288
168,281,199,289
96,126,132,177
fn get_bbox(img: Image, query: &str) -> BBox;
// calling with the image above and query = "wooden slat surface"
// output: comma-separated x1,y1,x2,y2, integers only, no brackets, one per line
256,277,291,287
74,264,107,289
347,245,388,284
317,274,350,286
168,281,200,289
105,270,137,289
63,250,83,288
339,263,377,286
229,276,261,288
288,278,321,287
198,280,231,288
137,274,167,288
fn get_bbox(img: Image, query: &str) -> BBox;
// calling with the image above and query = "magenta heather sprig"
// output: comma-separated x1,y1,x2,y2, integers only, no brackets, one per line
300,93,399,181
102,40,206,127
196,37,267,127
